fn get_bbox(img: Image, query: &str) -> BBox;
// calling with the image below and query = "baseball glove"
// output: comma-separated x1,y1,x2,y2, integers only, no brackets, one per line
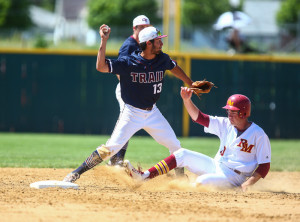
189,80,216,98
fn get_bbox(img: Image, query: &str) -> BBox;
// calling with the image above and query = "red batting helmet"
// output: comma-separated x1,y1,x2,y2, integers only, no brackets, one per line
222,94,251,118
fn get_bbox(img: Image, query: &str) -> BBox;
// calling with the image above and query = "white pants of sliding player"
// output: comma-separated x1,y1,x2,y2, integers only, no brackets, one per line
174,148,248,188
105,104,181,159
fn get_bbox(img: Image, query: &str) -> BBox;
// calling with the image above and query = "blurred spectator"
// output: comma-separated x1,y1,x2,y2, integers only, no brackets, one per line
226,28,263,54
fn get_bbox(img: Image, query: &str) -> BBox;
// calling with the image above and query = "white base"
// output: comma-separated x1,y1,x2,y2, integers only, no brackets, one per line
30,180,79,189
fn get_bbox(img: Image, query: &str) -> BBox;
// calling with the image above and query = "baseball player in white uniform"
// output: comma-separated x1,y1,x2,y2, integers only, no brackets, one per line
63,26,193,183
125,88,271,191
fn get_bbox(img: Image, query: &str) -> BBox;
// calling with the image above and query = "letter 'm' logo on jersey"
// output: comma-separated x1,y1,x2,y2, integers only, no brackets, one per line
237,139,254,153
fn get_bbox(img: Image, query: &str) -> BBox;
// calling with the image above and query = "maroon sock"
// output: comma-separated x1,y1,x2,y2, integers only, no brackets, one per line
147,154,177,179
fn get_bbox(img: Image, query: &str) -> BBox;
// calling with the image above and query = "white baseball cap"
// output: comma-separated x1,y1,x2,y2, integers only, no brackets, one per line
133,15,150,27
139,27,168,43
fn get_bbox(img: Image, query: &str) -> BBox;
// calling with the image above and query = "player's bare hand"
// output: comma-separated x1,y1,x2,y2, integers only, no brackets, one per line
99,24,111,39
180,87,193,100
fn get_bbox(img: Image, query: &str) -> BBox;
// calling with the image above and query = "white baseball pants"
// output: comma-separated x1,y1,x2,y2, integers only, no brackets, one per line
174,148,248,188
104,104,181,159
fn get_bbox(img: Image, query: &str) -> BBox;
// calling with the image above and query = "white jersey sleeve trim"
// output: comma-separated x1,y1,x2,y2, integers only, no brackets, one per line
172,60,177,68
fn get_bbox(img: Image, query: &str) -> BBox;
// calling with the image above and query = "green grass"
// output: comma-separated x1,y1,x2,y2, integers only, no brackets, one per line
0,133,299,171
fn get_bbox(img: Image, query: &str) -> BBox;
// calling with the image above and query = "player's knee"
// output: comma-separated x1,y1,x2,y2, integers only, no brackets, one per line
173,148,187,156
173,148,188,167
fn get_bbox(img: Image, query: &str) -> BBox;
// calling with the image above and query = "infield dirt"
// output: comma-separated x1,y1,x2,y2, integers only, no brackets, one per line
0,167,299,222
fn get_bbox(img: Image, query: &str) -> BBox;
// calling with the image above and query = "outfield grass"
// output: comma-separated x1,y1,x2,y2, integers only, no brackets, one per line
0,133,299,171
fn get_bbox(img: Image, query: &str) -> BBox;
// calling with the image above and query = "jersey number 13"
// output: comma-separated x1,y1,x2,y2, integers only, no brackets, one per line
153,83,162,94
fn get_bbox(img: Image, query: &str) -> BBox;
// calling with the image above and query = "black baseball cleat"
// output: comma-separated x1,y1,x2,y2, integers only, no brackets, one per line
108,148,127,167
107,158,124,167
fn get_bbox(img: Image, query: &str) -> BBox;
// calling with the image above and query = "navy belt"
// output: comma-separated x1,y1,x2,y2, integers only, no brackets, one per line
139,106,153,111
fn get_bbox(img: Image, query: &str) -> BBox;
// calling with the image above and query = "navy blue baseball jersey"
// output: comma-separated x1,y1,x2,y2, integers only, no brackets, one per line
106,51,177,109
118,36,140,58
